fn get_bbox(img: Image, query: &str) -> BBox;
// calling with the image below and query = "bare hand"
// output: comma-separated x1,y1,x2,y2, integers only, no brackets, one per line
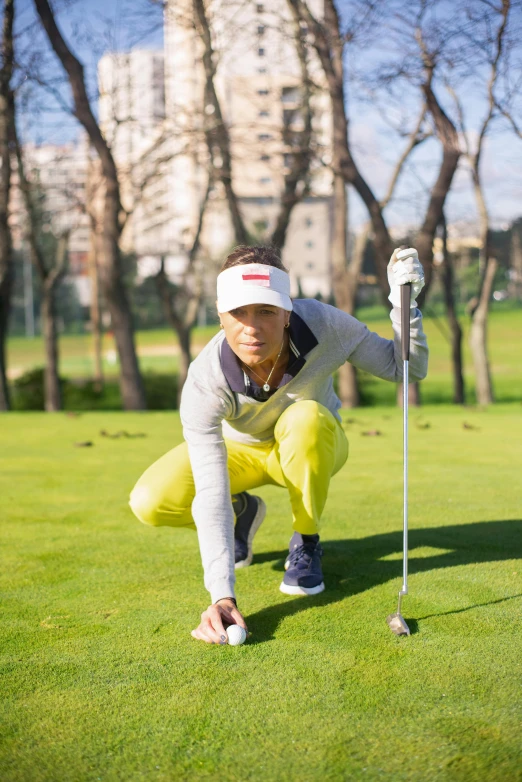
191,598,248,644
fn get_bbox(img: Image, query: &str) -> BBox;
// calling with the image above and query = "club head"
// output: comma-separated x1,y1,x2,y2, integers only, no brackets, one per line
386,612,411,636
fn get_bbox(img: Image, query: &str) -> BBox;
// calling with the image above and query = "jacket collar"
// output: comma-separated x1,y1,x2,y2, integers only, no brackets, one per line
220,309,318,396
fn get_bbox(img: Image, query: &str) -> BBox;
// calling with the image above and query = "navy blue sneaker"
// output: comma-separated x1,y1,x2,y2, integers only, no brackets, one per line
233,492,266,569
280,531,325,595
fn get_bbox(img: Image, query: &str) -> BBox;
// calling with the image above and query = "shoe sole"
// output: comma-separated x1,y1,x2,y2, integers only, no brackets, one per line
234,497,267,569
279,581,325,596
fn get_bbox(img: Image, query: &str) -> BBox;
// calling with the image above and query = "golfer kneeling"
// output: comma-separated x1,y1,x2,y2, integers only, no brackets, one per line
129,245,428,644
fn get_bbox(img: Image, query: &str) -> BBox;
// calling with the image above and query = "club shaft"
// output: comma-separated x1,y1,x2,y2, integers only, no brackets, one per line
402,359,408,596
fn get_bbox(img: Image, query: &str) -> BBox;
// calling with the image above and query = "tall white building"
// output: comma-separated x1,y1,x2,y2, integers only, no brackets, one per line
9,139,92,305
97,1,334,297
98,49,173,258
164,0,333,297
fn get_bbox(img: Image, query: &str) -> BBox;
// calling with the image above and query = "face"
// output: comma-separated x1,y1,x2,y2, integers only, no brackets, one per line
219,303,290,368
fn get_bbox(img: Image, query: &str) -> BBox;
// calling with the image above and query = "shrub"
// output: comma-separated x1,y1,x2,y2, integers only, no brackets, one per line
10,370,179,411
143,373,178,410
11,368,47,411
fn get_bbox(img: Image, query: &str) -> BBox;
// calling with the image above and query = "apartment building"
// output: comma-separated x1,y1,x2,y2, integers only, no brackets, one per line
164,0,333,296
9,138,92,305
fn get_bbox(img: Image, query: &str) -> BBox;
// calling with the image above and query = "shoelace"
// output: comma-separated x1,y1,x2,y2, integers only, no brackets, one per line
287,543,322,568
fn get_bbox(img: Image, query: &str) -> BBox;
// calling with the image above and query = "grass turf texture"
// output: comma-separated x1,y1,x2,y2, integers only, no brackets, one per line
1,408,522,781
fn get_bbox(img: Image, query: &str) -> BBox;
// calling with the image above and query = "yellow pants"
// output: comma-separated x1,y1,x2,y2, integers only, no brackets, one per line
129,401,348,534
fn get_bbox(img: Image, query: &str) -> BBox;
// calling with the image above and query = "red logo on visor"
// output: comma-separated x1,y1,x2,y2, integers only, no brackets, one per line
242,268,270,287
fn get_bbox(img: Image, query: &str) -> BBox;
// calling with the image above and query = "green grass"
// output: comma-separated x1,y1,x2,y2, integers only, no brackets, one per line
6,307,522,405
1,407,522,780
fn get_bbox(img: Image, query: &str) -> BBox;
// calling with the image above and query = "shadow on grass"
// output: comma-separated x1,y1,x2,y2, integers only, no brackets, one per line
247,519,522,643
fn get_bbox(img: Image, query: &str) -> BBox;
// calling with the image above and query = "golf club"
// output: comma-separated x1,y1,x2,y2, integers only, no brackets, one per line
386,281,411,637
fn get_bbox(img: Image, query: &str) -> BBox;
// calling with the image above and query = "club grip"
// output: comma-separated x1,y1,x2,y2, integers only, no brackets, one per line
401,284,411,361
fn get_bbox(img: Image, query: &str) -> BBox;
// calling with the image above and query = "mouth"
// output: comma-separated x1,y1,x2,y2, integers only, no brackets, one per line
242,342,264,350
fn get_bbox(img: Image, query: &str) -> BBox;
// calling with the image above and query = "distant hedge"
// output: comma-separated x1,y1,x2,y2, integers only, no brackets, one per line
11,366,391,411
11,368,179,411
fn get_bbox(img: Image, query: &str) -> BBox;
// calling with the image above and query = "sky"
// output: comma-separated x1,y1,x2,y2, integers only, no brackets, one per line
13,0,522,232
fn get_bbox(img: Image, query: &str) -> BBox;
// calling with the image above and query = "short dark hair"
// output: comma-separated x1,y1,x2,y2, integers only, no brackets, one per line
220,245,288,273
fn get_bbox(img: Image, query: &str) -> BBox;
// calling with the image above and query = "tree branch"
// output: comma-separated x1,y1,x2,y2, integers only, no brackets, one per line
192,0,248,244
33,0,121,210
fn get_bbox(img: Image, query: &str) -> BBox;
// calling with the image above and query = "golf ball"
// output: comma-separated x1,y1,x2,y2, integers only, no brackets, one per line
226,624,247,646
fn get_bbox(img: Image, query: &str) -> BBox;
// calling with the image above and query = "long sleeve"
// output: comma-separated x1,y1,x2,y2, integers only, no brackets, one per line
336,306,429,383
180,372,236,603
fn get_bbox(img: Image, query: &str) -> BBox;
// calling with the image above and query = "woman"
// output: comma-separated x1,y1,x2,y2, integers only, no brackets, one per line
129,244,428,644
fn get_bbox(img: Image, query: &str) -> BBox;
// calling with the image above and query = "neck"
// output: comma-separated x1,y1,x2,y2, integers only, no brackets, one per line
241,333,288,382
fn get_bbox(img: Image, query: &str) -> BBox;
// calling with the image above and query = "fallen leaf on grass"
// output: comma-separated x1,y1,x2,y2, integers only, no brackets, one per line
40,615,70,629
463,422,480,431
100,430,147,439
94,609,119,620
361,430,382,436
75,441,93,447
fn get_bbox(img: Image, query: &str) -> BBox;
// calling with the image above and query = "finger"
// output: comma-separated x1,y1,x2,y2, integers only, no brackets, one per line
394,260,422,283
205,609,228,644
191,627,216,644
396,247,418,262
400,257,423,274
200,616,226,644
229,608,248,632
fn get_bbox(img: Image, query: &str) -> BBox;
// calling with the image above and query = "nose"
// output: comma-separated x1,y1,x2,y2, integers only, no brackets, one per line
243,317,260,336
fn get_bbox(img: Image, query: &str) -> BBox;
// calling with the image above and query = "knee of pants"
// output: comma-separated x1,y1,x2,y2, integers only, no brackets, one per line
129,485,163,527
275,400,333,444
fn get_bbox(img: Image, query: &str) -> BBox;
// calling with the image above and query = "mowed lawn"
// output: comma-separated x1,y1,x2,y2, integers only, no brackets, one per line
1,406,521,781
6,306,522,405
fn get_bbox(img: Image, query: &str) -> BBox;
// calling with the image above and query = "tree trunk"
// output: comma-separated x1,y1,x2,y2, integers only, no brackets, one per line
0,0,14,411
508,223,522,299
330,173,359,407
439,219,465,404
444,274,465,405
271,0,314,249
336,364,357,408
0,222,12,410
0,279,10,410
89,231,103,391
35,0,146,411
155,258,200,404
397,382,421,407
415,80,461,308
177,325,192,407
193,0,248,245
470,257,497,405
41,282,61,411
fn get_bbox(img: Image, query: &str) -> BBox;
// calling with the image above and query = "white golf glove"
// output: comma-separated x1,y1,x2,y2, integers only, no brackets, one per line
387,247,425,308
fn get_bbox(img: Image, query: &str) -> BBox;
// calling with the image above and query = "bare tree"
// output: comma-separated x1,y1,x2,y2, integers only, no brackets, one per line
14,130,70,411
34,0,146,410
150,0,320,401
155,176,211,405
193,0,249,245
288,0,396,295
0,0,14,411
438,213,465,404
271,1,315,248
469,255,497,405
508,219,522,300
448,0,512,404
286,0,440,405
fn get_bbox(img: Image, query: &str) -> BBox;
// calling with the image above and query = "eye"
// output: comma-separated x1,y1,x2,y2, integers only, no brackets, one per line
260,308,276,315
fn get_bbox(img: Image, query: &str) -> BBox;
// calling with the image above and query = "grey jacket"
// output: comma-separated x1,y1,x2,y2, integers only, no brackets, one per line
180,299,428,603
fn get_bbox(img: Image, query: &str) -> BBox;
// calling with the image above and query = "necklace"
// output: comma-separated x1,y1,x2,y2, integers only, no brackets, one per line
241,337,286,392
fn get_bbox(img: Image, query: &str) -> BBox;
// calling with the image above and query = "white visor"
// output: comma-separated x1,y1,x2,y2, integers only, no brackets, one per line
217,263,293,313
